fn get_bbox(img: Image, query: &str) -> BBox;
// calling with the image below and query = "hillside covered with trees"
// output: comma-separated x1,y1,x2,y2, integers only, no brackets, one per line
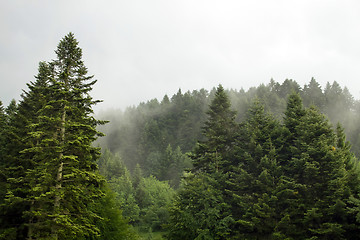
1,33,360,239
96,77,360,186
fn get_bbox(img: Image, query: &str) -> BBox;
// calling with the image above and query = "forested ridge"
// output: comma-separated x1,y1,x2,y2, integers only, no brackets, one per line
1,33,360,239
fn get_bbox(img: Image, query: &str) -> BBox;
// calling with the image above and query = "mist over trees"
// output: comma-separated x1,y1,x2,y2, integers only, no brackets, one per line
2,33,360,239
94,79,360,239
96,77,360,182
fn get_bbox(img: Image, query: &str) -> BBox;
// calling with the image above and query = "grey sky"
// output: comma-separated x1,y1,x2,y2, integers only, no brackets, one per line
1,0,360,111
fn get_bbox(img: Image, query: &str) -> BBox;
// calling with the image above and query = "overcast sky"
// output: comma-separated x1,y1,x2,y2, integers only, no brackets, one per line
1,0,360,111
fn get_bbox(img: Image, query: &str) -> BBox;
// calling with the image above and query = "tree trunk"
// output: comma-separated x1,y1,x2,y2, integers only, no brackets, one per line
52,108,66,239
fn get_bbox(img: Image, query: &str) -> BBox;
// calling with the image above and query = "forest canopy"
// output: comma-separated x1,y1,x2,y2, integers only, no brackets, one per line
1,33,360,240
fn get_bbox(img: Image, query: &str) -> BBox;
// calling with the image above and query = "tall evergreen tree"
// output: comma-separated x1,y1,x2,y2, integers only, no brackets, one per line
168,85,237,239
2,33,110,240
227,99,283,239
277,93,360,239
0,62,54,240
191,84,238,173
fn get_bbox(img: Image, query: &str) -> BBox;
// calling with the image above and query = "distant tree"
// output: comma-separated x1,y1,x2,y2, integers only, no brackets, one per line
191,84,238,173
324,81,354,125
302,77,325,108
277,79,301,99
157,145,191,188
132,163,143,190
0,100,7,212
109,167,140,224
168,85,236,239
136,175,175,231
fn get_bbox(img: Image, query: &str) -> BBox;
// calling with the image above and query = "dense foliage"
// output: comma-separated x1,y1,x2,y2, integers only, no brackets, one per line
167,87,360,239
97,78,360,186
2,33,360,240
0,33,137,240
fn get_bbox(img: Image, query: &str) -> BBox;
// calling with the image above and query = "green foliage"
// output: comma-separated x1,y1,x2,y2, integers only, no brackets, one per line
98,149,176,233
89,183,140,240
227,99,283,239
97,78,360,187
0,33,135,240
136,175,175,231
167,85,236,239
4,41,360,240
191,84,238,174
167,173,233,240
167,89,360,239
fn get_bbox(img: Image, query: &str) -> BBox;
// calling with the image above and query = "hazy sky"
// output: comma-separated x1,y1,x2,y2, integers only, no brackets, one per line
1,0,360,111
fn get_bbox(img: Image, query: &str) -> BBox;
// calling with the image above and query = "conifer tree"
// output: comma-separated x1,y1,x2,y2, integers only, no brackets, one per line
167,173,232,240
0,62,53,240
0,101,6,162
2,33,111,240
228,99,283,238
191,84,238,173
0,100,7,219
168,85,236,239
278,93,360,239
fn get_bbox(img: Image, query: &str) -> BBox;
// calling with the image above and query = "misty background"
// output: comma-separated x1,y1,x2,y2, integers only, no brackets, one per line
1,0,360,111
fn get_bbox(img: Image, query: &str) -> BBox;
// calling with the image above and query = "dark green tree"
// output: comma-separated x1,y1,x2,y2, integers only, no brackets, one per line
2,33,111,240
191,84,238,173
167,85,237,239
167,173,232,240
0,100,7,210
277,93,360,239
89,183,140,240
227,99,283,239
302,77,325,108
0,62,51,239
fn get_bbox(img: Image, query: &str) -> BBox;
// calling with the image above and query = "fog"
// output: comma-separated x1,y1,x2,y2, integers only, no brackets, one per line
1,1,360,112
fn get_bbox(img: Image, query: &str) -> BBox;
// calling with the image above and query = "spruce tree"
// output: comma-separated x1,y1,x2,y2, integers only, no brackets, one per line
228,99,283,238
0,101,7,235
168,85,237,239
278,93,360,239
0,101,6,163
191,84,238,173
2,33,110,240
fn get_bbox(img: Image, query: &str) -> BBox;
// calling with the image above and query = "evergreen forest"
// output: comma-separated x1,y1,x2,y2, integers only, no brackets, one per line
2,33,360,239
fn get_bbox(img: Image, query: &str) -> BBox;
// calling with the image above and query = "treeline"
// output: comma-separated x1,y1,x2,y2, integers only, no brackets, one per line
166,86,360,239
97,77,360,187
96,84,360,239
0,34,138,240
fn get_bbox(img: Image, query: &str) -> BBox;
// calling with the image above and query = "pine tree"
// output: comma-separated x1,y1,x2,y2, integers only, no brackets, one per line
0,101,6,162
191,84,238,173
228,99,283,238
2,33,108,240
0,101,7,231
302,77,325,108
167,85,237,239
277,93,360,239
0,62,53,239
